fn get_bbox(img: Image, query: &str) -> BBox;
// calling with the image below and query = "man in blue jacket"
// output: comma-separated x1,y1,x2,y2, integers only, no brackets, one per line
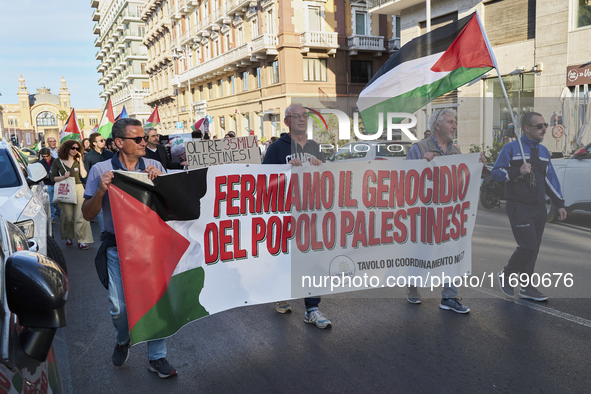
262,103,331,329
492,112,566,301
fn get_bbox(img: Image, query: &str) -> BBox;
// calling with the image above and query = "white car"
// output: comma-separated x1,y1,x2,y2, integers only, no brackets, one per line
546,142,591,222
0,139,66,270
327,140,413,162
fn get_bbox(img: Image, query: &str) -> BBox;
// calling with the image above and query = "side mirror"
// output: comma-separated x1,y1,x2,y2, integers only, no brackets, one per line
6,252,68,361
573,147,587,159
26,162,47,184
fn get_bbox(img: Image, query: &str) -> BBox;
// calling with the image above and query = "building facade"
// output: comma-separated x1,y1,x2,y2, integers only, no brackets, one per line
368,0,591,153
141,0,401,138
0,76,101,147
93,0,152,122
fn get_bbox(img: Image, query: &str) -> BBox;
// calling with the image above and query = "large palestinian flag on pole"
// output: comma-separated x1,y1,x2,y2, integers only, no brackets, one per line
358,11,496,134
98,98,115,139
59,109,81,143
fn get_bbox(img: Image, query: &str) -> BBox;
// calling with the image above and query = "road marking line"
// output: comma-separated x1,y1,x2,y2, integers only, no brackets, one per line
474,287,591,329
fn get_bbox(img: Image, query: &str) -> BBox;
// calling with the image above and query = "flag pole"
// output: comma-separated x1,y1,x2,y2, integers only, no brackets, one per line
494,66,526,164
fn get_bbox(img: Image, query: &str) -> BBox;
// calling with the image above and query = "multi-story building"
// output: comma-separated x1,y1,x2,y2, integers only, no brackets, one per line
93,0,152,122
141,0,401,138
142,0,178,130
367,0,591,153
0,76,101,147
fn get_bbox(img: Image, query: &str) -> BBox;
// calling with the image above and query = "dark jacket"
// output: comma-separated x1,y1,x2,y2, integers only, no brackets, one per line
40,157,55,186
262,133,325,164
84,149,114,174
145,144,183,169
492,135,564,208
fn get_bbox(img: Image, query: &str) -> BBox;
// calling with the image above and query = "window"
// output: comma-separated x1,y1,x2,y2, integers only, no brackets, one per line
419,12,458,35
303,58,327,82
575,0,591,28
231,76,235,94
237,27,244,45
250,18,258,38
256,67,261,88
242,71,248,91
208,82,213,99
219,79,223,96
90,118,98,126
244,113,250,133
225,33,231,50
266,9,275,34
395,16,401,38
483,0,534,45
308,7,321,31
355,12,367,35
270,60,279,84
199,85,204,100
21,101,26,108
78,119,85,127
351,60,372,83
36,111,56,127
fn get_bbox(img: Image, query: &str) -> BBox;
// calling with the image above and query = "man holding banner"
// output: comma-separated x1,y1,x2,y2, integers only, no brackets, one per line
405,108,486,313
82,118,178,379
262,103,332,329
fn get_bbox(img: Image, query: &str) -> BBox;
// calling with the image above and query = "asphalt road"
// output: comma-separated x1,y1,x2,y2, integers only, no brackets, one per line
53,204,591,393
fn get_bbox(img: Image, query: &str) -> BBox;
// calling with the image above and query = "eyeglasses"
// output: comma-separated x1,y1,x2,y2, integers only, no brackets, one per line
528,123,548,129
97,139,105,142
117,136,146,144
70,147,80,151
41,155,50,158
287,113,309,121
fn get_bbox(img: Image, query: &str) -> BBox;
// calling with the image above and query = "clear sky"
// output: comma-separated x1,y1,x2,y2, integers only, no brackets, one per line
0,0,102,109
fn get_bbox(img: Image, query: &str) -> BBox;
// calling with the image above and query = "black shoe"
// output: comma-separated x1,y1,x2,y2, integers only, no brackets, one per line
148,358,177,379
112,340,130,366
519,285,548,302
497,271,514,297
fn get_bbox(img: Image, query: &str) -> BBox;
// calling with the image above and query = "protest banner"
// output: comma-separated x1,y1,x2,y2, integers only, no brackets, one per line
109,154,482,344
185,135,260,169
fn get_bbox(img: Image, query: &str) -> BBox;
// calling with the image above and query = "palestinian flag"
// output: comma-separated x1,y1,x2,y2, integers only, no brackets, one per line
109,170,210,344
59,109,81,143
145,106,160,129
115,105,129,120
358,11,496,134
190,117,206,132
98,98,115,139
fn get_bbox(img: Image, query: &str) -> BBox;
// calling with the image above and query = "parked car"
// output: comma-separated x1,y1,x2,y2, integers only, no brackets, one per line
0,139,66,272
327,141,413,162
546,142,591,222
0,215,69,393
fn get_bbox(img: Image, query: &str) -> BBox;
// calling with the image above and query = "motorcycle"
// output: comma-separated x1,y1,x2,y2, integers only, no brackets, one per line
480,164,505,209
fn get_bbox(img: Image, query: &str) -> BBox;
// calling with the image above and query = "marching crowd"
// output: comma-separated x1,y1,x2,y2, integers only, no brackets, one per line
39,105,566,379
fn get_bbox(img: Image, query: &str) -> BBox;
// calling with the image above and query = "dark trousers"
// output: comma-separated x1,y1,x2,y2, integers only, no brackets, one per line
304,297,320,310
504,202,547,280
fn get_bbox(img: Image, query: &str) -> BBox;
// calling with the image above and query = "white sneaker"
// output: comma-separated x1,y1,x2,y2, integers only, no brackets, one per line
304,309,332,329
275,301,292,313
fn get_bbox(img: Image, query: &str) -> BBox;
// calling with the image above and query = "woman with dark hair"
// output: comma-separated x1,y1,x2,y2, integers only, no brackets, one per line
50,139,94,249
39,148,57,223
82,138,92,153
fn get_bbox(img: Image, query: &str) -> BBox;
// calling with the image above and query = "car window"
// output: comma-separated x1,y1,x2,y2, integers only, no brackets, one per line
0,150,22,188
376,142,411,157
333,147,351,161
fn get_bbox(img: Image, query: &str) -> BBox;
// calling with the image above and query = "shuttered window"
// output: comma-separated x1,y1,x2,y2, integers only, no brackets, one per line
484,0,536,46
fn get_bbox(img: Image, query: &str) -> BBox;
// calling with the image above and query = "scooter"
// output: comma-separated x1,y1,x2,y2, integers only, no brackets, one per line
480,164,505,209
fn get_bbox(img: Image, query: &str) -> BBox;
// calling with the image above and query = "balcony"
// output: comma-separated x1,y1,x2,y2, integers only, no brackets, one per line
225,0,257,15
90,0,99,8
123,29,144,41
366,0,423,14
300,31,339,55
172,42,252,87
92,9,100,22
251,34,278,58
121,9,142,23
347,35,384,56
213,7,231,24
95,51,104,60
388,38,400,52
94,37,101,47
93,24,100,34
179,30,193,46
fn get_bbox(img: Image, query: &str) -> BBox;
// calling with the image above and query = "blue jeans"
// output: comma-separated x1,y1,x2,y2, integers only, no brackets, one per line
408,282,458,299
46,185,56,220
304,297,320,311
106,246,166,360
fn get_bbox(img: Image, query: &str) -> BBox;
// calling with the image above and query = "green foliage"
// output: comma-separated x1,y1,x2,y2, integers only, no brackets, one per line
57,110,68,122
469,139,509,163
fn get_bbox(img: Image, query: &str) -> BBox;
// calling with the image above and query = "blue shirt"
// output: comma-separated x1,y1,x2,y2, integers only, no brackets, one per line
84,153,166,233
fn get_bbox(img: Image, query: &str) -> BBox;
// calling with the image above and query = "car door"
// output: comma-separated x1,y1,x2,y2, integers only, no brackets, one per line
561,144,591,211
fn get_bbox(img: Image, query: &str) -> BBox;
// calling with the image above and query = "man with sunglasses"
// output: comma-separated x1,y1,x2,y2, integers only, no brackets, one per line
405,108,486,313
83,132,114,234
492,112,566,302
262,103,332,329
82,118,177,378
